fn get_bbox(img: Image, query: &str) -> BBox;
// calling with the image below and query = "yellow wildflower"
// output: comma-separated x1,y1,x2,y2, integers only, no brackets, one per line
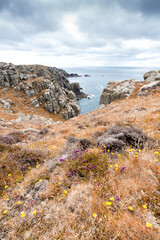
4,185,8,189
114,164,118,167
116,231,120,237
143,205,147,209
155,151,159,155
32,210,37,215
18,201,22,205
93,213,97,218
110,165,113,168
39,179,42,182
128,206,133,210
58,182,61,185
8,174,11,177
64,190,67,194
36,166,39,169
110,197,114,201
6,198,9,201
115,168,118,170
154,159,158,162
3,210,8,214
106,201,112,206
21,212,25,218
146,222,152,228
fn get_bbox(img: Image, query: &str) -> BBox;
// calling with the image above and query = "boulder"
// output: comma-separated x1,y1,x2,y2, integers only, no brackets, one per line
143,70,160,82
58,95,68,108
25,88,35,98
0,63,19,87
69,102,80,115
66,90,77,100
31,97,40,108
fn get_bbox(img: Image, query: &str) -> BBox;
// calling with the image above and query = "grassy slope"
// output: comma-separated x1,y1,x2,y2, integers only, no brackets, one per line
0,93,160,240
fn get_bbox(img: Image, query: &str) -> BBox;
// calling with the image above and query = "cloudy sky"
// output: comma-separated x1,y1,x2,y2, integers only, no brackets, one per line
0,0,160,67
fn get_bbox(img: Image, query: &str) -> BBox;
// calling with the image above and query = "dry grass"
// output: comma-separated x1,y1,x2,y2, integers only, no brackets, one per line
0,93,160,239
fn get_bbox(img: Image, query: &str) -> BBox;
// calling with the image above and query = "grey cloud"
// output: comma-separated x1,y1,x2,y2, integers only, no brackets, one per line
0,0,160,66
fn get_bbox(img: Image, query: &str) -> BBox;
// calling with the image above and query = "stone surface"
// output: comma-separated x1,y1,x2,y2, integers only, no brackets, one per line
0,63,86,119
100,69,160,106
138,81,160,96
71,82,88,99
0,63,19,87
143,70,160,82
99,79,139,105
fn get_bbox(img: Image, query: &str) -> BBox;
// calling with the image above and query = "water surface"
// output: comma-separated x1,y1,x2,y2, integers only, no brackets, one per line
64,67,158,114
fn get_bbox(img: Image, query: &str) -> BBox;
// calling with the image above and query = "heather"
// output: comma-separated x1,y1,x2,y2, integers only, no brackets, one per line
0,94,160,239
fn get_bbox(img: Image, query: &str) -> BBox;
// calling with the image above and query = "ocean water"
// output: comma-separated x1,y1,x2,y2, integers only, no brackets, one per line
64,66,158,114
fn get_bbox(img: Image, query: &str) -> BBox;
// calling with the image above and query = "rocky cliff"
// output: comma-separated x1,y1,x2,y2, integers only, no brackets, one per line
0,64,159,239
0,63,87,119
99,70,160,105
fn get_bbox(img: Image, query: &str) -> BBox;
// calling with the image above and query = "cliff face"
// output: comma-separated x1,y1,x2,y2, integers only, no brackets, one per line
0,63,160,239
0,63,86,119
99,70,160,105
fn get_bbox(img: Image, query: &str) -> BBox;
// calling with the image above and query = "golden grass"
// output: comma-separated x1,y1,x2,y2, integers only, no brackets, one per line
0,94,160,239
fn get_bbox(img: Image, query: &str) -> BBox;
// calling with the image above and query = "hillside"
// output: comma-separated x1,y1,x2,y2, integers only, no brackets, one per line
0,67,160,239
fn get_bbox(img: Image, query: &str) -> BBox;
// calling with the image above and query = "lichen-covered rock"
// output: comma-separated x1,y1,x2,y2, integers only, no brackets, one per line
138,81,160,96
31,97,40,108
0,63,19,87
100,69,160,106
143,70,160,82
99,79,139,105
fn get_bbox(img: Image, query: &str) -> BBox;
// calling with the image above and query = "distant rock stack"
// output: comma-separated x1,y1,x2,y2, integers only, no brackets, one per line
0,63,87,119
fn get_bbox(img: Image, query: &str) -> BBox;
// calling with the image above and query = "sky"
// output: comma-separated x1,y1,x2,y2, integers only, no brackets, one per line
0,0,160,68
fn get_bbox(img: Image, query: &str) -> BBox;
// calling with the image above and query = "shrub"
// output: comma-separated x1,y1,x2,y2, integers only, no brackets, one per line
0,146,47,194
0,134,16,145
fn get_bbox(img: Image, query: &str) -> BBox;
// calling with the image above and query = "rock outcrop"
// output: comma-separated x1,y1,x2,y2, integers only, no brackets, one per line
0,63,86,119
99,79,139,105
138,81,160,96
0,63,19,87
17,64,86,99
143,70,160,82
100,70,160,106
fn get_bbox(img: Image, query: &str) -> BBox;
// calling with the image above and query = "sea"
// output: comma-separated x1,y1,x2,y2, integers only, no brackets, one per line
64,67,158,114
